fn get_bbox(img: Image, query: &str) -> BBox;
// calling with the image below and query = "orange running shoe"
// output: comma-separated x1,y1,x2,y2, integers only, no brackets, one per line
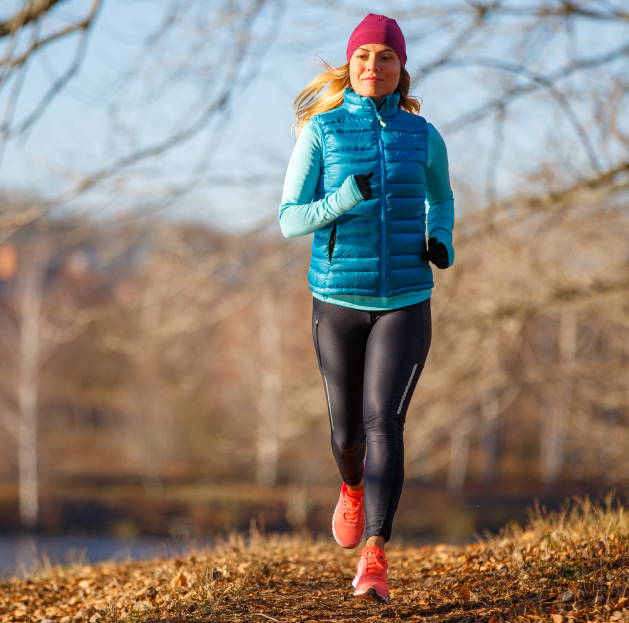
332,482,365,549
352,545,389,603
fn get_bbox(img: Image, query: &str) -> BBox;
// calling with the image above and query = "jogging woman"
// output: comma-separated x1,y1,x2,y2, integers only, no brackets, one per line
279,14,454,603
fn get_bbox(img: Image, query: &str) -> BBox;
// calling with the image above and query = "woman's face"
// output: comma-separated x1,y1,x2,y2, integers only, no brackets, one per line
349,43,401,102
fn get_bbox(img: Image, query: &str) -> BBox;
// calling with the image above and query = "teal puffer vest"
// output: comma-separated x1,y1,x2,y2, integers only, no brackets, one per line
308,89,433,297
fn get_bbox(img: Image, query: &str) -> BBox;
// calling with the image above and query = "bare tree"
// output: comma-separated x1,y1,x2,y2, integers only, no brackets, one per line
0,0,102,162
15,245,45,528
0,227,101,527
256,289,282,486
0,0,283,234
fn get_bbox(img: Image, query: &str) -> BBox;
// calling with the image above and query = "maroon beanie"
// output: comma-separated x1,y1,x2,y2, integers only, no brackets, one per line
346,14,407,66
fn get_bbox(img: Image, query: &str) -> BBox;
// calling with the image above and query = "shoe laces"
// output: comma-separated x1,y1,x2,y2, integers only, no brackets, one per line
362,550,386,579
342,492,362,522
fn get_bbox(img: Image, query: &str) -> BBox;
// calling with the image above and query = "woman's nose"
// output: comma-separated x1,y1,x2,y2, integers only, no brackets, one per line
366,58,379,72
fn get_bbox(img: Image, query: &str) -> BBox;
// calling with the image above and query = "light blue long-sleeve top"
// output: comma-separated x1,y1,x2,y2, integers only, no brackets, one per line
279,119,455,311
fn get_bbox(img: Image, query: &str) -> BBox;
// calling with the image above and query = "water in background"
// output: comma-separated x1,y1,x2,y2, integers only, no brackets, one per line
0,535,208,579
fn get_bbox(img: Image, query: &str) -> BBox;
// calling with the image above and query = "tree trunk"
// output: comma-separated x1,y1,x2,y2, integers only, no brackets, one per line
540,308,577,485
448,408,472,491
256,290,282,486
480,326,500,484
18,256,42,529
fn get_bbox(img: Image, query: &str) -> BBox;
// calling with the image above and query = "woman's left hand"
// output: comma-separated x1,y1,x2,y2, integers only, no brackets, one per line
421,237,449,269
354,172,374,200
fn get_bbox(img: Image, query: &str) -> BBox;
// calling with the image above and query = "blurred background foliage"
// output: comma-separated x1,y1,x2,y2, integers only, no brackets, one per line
0,0,628,542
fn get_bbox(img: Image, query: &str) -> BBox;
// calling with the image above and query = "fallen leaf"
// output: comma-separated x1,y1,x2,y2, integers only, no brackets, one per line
171,570,192,588
561,589,575,603
617,597,628,609
458,585,471,600
552,615,564,623
400,578,411,586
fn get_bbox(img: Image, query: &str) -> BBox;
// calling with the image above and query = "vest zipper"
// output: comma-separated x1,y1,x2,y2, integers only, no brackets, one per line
370,98,387,297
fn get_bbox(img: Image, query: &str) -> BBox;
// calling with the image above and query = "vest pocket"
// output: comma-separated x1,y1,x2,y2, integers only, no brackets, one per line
315,318,323,368
328,221,337,263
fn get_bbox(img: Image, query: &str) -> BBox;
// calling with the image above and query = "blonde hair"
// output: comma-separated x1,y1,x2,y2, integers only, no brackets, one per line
293,58,421,135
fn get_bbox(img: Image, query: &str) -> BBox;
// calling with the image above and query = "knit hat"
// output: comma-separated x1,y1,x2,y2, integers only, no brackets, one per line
346,14,407,66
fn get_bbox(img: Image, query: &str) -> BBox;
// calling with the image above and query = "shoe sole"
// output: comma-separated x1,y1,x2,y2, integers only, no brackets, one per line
331,499,366,549
353,587,389,604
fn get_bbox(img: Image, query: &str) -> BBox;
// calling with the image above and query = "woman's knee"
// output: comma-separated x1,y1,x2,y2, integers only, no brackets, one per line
332,431,365,455
364,411,404,443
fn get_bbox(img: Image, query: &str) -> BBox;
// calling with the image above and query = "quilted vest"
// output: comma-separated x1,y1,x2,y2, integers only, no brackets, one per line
308,88,434,297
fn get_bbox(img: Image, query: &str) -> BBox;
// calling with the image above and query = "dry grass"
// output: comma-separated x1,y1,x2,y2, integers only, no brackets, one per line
3,498,629,622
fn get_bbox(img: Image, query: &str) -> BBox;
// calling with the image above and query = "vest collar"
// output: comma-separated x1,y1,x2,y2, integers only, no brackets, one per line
342,88,400,119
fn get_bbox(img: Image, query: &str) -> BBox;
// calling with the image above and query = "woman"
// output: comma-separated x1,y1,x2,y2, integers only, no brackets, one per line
279,14,454,603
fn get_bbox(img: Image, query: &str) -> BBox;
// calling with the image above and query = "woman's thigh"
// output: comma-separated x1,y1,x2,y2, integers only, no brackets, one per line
312,298,371,443
363,299,432,432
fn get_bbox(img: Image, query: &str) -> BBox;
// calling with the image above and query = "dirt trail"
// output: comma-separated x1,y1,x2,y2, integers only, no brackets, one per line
2,502,629,622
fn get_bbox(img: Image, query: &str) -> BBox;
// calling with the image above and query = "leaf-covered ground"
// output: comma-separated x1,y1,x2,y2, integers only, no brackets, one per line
3,500,629,622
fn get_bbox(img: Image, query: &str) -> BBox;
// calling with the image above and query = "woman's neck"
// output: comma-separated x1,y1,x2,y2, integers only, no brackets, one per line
347,88,396,108
368,91,396,109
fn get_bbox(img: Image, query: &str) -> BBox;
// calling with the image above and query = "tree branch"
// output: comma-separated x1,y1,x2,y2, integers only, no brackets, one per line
0,0,66,38
441,41,629,136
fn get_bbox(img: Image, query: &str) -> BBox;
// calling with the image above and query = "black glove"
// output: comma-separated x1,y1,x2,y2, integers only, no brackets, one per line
354,172,373,200
421,237,449,269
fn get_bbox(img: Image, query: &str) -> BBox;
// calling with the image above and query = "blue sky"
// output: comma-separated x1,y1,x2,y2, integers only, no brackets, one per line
0,0,625,230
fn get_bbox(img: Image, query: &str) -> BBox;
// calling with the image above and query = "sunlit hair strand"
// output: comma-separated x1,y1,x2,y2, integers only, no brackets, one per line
293,58,421,136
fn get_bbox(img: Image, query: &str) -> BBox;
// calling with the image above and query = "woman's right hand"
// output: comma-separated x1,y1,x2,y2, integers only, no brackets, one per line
354,172,374,200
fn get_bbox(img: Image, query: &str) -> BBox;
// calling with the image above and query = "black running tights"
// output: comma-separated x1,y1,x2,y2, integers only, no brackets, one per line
312,297,432,542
